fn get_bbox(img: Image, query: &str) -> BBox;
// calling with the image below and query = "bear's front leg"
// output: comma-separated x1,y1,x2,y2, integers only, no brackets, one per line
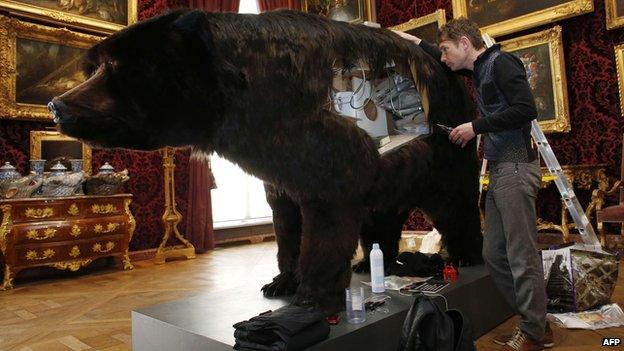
294,201,363,315
261,184,302,297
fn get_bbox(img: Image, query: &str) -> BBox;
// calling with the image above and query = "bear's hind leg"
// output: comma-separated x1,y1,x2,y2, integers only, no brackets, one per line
294,201,363,315
261,184,302,297
352,209,408,273
424,200,483,267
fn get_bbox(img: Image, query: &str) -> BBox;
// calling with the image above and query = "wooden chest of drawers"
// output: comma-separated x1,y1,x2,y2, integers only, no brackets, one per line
0,194,135,289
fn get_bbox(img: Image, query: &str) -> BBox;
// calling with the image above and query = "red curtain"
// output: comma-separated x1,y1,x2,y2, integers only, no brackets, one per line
189,0,240,11
257,0,301,11
186,150,217,253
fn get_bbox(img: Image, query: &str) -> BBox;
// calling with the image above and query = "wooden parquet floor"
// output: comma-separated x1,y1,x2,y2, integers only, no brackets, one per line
1,241,623,351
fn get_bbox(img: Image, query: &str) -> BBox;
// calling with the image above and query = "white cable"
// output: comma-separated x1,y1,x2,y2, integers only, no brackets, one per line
349,65,373,110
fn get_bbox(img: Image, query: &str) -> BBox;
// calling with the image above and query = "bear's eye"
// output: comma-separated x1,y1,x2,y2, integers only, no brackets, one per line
84,65,95,77
82,58,99,77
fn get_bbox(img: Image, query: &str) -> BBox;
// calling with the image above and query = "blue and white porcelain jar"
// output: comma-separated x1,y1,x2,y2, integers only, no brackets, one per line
0,162,20,181
70,159,83,173
98,162,115,175
29,159,46,177
49,162,68,177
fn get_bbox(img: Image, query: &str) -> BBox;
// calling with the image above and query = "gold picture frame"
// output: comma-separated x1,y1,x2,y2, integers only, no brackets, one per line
452,0,593,38
0,16,101,122
390,9,446,44
614,44,624,117
606,0,624,30
0,0,137,34
30,131,92,175
500,26,570,133
302,0,376,23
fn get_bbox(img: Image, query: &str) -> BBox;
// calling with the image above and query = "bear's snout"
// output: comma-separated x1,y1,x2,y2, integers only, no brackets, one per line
48,98,76,124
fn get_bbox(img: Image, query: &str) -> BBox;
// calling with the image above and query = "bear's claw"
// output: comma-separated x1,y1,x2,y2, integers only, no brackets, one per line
261,272,298,297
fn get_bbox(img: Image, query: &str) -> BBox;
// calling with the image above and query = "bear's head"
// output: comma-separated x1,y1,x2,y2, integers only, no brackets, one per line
50,10,241,150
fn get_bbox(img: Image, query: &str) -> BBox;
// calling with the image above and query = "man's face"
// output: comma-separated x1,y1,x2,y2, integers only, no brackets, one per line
439,38,469,71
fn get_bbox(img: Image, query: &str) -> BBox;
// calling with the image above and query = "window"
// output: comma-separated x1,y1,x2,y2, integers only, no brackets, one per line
210,155,272,228
238,0,259,13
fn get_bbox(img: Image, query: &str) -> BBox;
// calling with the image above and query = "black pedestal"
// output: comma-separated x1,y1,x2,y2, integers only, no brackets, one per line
132,265,512,350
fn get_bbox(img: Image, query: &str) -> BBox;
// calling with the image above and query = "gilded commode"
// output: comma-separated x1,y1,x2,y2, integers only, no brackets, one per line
0,194,135,289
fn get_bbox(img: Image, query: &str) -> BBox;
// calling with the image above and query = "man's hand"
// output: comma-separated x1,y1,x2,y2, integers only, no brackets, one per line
391,30,422,45
449,122,476,148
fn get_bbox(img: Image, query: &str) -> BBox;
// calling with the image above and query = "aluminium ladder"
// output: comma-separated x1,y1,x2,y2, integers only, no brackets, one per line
530,120,603,252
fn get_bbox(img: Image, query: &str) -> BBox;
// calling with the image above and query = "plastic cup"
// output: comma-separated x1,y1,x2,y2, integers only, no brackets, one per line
345,287,366,324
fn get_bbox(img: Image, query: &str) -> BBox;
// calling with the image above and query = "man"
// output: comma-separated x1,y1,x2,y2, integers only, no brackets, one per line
394,18,553,351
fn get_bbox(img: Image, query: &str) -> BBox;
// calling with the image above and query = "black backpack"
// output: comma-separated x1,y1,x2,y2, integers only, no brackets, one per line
397,294,475,351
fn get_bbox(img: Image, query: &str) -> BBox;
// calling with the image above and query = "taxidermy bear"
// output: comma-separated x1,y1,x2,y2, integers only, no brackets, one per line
50,9,482,314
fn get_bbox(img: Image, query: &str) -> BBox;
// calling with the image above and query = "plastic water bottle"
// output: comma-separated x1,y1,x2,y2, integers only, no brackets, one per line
370,243,385,293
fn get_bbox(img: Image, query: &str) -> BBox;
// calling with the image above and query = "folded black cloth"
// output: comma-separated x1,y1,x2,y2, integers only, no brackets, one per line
390,252,444,278
233,305,330,351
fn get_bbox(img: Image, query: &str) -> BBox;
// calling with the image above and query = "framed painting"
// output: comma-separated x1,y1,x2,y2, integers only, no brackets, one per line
30,131,92,175
614,44,624,117
606,0,624,30
0,16,101,122
0,0,137,34
500,26,570,133
390,9,446,44
452,0,593,37
302,0,376,24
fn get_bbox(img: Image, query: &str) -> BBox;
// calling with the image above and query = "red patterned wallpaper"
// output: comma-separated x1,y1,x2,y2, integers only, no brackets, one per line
0,0,190,251
139,0,189,20
377,0,624,230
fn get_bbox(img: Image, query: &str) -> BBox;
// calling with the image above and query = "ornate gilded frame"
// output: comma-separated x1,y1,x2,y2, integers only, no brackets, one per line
0,0,137,34
500,26,570,133
0,16,101,121
390,9,446,44
30,131,92,175
614,44,624,117
452,0,593,38
302,0,376,23
606,1,624,30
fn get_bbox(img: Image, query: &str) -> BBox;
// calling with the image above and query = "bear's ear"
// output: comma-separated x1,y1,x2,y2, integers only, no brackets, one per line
172,10,207,35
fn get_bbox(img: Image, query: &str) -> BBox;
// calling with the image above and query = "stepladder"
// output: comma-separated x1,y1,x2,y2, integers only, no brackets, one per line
530,120,603,252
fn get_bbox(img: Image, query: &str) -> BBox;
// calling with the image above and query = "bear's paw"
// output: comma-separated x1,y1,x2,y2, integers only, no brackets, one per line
261,272,298,297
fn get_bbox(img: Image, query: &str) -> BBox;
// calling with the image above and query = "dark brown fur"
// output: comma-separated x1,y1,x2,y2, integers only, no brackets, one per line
51,9,482,313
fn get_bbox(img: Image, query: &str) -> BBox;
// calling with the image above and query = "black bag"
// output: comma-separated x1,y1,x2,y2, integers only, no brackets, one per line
398,294,475,351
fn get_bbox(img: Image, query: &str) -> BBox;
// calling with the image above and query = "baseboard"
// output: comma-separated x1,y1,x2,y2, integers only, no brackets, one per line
129,248,157,262
214,223,275,245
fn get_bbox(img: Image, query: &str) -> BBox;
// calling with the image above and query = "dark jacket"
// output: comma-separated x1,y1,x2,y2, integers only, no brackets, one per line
419,41,537,162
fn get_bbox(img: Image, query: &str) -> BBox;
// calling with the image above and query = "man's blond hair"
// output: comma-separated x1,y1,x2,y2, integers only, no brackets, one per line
439,17,484,49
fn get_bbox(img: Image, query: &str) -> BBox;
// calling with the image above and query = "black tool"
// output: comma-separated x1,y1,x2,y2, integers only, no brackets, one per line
436,124,453,134
365,300,386,311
